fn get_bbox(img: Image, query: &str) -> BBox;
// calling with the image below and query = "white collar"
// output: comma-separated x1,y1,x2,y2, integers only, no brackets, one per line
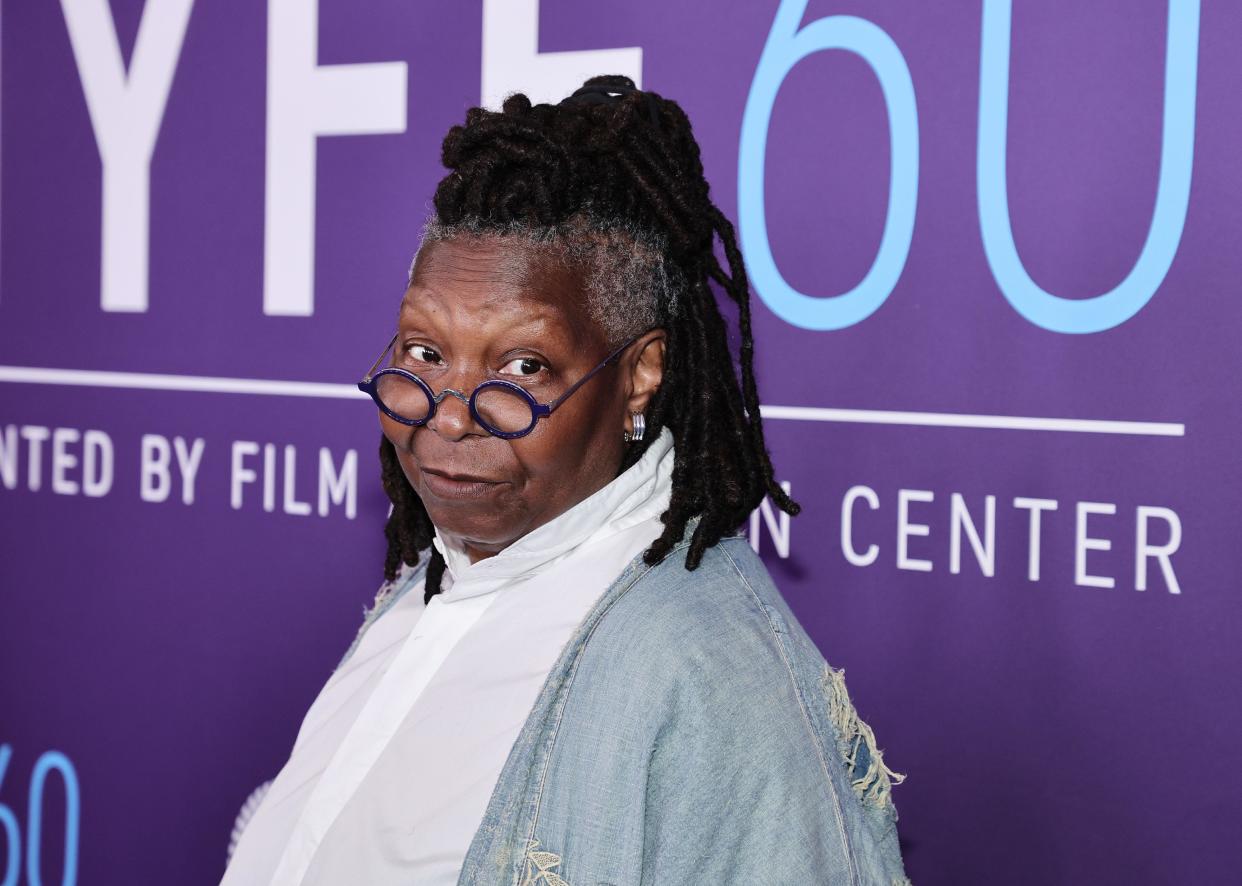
429,427,675,601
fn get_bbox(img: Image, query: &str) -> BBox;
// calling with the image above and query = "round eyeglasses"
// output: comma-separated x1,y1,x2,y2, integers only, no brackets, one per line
357,332,644,439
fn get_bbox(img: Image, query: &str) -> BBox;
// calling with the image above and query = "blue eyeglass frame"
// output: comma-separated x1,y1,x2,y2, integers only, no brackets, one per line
357,331,644,439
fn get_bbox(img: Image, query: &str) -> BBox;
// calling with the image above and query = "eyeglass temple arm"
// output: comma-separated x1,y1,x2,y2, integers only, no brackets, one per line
361,332,399,383
545,334,641,413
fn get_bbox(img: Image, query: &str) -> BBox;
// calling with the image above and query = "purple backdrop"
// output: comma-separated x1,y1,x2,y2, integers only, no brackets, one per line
2,1,1238,883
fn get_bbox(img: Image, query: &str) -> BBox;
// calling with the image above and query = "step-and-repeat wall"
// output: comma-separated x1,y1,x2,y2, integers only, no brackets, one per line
2,1,1236,883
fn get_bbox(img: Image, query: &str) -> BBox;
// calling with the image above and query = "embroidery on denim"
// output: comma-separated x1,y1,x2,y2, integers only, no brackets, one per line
820,662,906,812
519,838,571,885
226,779,272,863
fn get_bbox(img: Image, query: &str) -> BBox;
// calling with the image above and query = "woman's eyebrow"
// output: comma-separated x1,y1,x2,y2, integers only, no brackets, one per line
395,308,568,348
402,290,566,326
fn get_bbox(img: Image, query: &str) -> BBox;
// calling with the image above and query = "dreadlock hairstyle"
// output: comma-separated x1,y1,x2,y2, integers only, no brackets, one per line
379,74,800,603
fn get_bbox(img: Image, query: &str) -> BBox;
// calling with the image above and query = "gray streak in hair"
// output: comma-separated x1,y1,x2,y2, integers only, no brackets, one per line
407,209,682,347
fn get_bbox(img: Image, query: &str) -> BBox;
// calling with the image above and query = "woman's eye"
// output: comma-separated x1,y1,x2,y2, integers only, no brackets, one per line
407,344,442,365
499,357,545,377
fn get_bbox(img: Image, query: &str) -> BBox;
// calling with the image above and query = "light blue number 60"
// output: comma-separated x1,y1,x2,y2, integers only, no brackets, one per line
0,744,80,886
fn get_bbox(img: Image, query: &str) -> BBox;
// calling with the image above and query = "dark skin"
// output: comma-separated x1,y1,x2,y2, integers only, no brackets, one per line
380,236,666,564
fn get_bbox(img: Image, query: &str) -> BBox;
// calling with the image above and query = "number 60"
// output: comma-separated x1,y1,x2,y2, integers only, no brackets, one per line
0,744,80,886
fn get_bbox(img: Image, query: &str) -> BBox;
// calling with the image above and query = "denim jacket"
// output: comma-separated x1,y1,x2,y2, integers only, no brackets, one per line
336,520,910,886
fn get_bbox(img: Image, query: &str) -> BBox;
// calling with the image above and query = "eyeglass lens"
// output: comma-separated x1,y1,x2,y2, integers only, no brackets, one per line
375,374,433,421
375,374,536,434
473,386,536,433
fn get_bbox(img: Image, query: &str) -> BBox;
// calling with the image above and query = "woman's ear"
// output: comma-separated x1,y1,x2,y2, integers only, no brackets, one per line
625,329,666,418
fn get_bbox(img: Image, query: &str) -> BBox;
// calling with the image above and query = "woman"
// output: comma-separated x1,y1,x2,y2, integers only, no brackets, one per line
222,75,909,885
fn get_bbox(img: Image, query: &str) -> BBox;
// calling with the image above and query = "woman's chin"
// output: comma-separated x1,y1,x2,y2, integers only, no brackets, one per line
424,507,524,557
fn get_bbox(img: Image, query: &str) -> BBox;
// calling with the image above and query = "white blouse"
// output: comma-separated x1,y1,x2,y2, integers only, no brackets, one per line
221,428,675,885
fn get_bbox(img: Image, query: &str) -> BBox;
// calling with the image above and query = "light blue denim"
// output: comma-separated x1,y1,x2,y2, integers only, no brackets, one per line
337,518,910,885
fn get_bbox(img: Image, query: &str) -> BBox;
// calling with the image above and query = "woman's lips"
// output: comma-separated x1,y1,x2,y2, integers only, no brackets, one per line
419,466,506,500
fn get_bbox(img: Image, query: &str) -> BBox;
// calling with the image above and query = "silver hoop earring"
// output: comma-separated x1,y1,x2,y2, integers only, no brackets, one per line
623,411,646,442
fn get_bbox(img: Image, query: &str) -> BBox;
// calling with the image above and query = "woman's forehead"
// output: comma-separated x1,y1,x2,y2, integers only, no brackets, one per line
402,236,597,335
399,287,565,335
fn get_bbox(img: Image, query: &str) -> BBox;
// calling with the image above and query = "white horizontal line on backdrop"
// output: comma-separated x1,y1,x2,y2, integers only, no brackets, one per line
758,405,1184,437
0,364,358,399
0,365,1185,437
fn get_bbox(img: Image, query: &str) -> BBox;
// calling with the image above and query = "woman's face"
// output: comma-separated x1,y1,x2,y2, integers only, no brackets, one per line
381,235,664,563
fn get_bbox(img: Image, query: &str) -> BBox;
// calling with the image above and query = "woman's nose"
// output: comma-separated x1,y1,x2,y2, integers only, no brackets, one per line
426,381,486,441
